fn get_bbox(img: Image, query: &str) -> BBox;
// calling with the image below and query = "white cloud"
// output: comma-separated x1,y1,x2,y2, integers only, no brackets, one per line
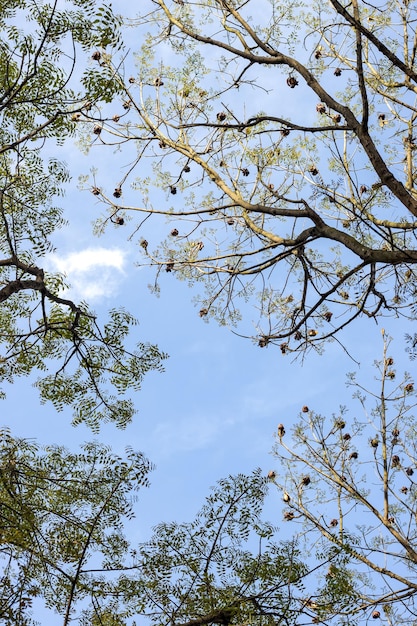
46,247,128,302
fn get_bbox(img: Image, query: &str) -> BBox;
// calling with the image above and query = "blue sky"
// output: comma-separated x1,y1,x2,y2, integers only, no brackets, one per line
4,0,415,536
3,3,417,622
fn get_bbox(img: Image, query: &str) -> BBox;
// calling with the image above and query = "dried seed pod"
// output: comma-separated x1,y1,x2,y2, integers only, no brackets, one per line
308,329,318,337
216,111,227,121
199,308,208,317
267,470,276,480
284,511,294,521
170,186,177,195
329,518,338,527
93,125,102,135
324,311,332,322
343,432,351,441
183,165,191,173
281,128,290,136
391,455,400,468
112,115,120,123
349,451,358,460
286,76,299,88
140,239,148,250
372,611,380,619
316,103,326,114
241,167,250,177
122,100,131,110
294,331,302,340
392,427,400,437
401,486,408,494
280,343,288,354
359,184,367,194
314,49,321,59
159,141,167,149
335,419,346,429
91,187,100,196
154,77,164,86
258,337,268,348
128,76,135,83
301,476,311,486
166,261,174,272
406,467,414,476
277,423,285,437
227,217,234,225
283,491,290,503
334,67,342,76
387,371,395,379
113,187,122,198
332,113,341,123
378,113,388,127
71,112,81,122
370,437,379,448
170,228,179,236
309,165,319,176
302,405,309,413
405,383,414,393
115,216,124,226
91,50,101,61
195,241,204,251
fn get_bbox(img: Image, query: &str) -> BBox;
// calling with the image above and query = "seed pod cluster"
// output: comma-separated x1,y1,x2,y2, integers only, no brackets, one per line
286,76,298,88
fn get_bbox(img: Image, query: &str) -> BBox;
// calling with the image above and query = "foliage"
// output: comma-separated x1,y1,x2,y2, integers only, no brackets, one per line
95,470,326,626
271,332,417,624
0,427,153,625
83,0,417,354
0,0,166,427
1,441,327,626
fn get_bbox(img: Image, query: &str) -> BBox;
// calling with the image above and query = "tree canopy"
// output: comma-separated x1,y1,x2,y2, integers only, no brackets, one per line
4,1,417,624
0,427,152,625
84,0,417,353
0,0,166,429
271,333,417,624
4,337,417,625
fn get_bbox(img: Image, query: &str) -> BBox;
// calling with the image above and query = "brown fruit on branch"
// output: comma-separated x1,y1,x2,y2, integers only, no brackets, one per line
286,76,299,88
277,423,285,437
